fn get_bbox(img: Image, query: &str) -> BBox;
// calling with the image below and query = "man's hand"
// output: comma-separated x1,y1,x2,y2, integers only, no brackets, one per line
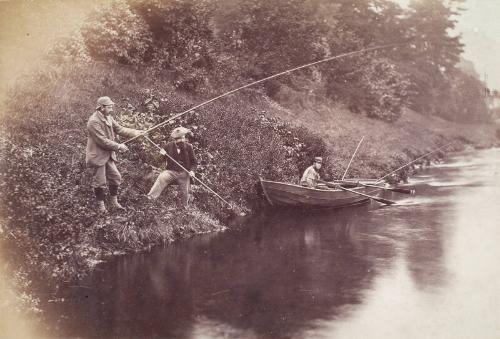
189,171,195,178
159,149,167,156
118,144,129,153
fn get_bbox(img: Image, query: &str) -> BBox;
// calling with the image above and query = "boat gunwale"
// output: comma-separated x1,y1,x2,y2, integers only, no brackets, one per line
260,178,377,193
259,178,383,208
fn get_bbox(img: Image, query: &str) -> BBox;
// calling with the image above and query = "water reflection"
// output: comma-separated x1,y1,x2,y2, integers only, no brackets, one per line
313,149,500,339
49,149,500,338
50,206,389,338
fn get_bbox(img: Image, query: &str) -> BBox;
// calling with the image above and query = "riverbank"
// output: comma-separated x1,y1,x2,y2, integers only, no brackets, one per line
1,90,497,283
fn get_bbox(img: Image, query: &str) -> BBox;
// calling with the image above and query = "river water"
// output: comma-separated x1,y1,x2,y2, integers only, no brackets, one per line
49,148,500,338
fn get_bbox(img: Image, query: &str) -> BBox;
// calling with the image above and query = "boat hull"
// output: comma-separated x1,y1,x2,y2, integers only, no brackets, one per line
260,179,382,209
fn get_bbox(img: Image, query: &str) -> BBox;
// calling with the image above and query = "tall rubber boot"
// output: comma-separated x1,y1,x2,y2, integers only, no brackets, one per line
94,187,107,213
109,185,125,211
110,195,125,211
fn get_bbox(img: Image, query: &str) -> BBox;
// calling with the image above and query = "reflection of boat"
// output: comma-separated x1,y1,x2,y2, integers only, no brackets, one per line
260,178,383,209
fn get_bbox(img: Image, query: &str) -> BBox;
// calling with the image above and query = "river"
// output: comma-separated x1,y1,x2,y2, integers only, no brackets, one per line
47,148,500,339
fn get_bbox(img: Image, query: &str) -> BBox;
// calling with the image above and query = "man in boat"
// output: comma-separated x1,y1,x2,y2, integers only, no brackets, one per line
300,156,323,188
147,126,197,208
86,96,145,213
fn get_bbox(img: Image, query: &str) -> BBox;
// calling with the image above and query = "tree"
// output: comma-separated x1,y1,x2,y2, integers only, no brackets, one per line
402,0,464,115
81,1,153,65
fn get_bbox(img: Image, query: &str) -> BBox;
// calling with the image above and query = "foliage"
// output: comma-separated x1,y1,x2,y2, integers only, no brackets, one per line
130,0,217,91
215,0,329,75
436,70,490,122
326,56,411,121
361,58,411,122
65,0,490,122
81,1,153,64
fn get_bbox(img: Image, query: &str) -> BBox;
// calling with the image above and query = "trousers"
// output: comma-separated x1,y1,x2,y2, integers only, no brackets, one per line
148,170,190,206
91,159,122,189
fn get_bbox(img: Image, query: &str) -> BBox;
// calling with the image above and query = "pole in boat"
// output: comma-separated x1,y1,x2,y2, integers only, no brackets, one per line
353,181,415,195
342,136,365,180
330,180,414,194
317,179,396,205
124,43,402,145
335,136,413,194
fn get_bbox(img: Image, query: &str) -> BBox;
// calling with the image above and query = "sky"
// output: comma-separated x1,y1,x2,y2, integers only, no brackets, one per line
455,0,500,89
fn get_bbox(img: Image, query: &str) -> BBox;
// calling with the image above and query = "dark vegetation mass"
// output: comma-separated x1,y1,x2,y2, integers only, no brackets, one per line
0,0,497,319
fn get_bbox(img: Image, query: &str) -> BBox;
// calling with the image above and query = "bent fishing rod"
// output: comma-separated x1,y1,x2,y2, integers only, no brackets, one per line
375,141,455,183
141,135,236,210
124,43,402,145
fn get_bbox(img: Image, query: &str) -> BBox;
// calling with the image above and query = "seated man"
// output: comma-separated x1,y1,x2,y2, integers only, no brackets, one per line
147,126,197,207
300,157,323,188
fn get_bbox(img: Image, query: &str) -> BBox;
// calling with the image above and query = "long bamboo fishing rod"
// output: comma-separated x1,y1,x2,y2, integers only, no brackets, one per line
125,43,401,145
342,136,365,180
375,141,455,183
142,135,235,209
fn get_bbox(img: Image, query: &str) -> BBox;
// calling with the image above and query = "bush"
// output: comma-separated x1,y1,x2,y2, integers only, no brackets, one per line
326,57,410,122
81,1,153,64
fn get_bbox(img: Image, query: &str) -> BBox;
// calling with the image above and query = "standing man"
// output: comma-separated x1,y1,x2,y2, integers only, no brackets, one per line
86,96,144,213
147,126,197,208
300,157,323,188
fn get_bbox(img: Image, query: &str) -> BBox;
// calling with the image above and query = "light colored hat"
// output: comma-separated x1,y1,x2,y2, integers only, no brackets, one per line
96,96,115,109
170,126,191,139
314,157,323,163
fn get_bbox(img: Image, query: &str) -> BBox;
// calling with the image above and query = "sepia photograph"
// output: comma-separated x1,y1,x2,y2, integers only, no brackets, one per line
0,0,499,338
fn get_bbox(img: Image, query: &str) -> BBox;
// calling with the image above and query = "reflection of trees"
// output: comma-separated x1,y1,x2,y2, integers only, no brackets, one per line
54,206,397,338
197,210,374,338
403,205,448,291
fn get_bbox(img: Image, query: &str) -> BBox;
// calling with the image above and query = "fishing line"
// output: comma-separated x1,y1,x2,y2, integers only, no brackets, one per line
376,141,455,183
124,43,402,144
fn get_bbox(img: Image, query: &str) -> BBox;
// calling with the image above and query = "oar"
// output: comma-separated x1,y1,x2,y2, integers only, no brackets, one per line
358,182,414,195
317,179,396,205
143,136,244,215
333,180,415,195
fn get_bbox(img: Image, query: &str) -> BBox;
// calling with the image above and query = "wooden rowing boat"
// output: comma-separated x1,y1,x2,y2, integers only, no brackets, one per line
259,178,383,209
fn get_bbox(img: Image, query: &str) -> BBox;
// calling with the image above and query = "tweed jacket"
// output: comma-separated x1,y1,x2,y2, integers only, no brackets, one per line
85,111,141,167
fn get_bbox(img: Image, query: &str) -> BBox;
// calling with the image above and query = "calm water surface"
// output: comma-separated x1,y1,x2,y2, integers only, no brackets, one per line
50,148,500,338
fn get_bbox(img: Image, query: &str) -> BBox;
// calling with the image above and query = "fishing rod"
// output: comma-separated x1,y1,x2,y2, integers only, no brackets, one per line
142,135,239,212
124,43,402,145
375,141,455,183
342,136,365,180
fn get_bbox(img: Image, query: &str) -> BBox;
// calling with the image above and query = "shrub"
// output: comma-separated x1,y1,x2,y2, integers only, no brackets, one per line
326,57,410,122
81,1,153,64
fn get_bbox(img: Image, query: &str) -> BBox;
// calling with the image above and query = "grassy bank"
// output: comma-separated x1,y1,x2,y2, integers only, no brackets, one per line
270,87,499,179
